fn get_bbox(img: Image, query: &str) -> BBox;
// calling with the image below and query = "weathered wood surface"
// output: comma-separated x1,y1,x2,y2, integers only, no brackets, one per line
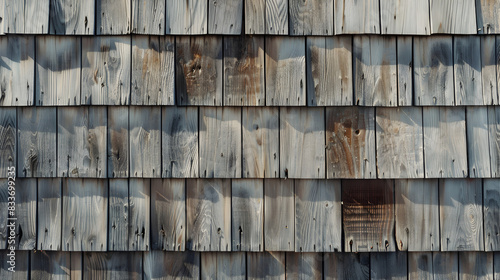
31,251,70,280
454,36,483,105
70,252,83,280
481,36,498,104
430,0,477,34
0,108,16,176
423,107,467,178
395,179,440,251
334,0,380,34
95,0,131,34
376,107,424,178
108,179,128,251
84,252,142,279
285,253,322,280
199,107,241,178
165,0,207,34
280,107,324,179
484,179,500,251
24,0,50,33
326,107,376,179
57,107,107,178
477,0,500,34
144,251,200,279
129,178,150,251
62,179,108,251
433,253,459,280
0,35,35,106
202,252,246,279
264,179,294,251
0,250,28,280
489,106,500,177
231,179,263,252
354,35,397,106
467,107,491,178
247,252,285,280
129,106,161,178
343,180,395,252
245,0,265,34
495,252,500,280
176,36,222,106
380,0,430,34
151,179,185,251
186,179,231,251
413,36,454,105
107,106,129,178
242,107,279,178
208,0,243,34
459,252,493,280
266,37,305,106
36,36,81,106
3,1,24,33
132,0,164,34
295,180,341,252
81,36,131,105
289,0,333,35
440,179,484,251
408,252,433,279
49,0,95,34
224,36,265,106
162,106,198,178
397,36,413,106
37,178,62,251
266,0,288,34
306,36,353,106
370,252,407,280
131,35,174,105
324,253,370,280
14,178,36,249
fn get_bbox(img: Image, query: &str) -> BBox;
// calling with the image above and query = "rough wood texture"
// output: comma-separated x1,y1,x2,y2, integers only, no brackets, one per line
265,37,306,106
467,107,491,178
199,107,241,178
306,36,353,106
295,180,341,252
289,0,333,35
245,0,265,34
0,180,10,249
334,0,380,34
266,0,288,34
397,36,413,105
165,0,207,34
31,251,70,280
380,0,430,34
285,253,322,279
488,106,500,177
129,178,150,251
3,1,24,33
176,36,222,106
375,107,424,178
107,106,129,178
17,107,56,177
495,252,500,280
413,36,454,105
0,108,16,176
49,0,95,34
81,36,131,105
24,0,50,33
343,180,396,252
430,0,477,34
36,36,81,106
408,252,433,279
84,252,142,279
132,0,164,34
0,250,28,279
484,179,500,251
0,35,35,106
144,251,200,279
477,0,500,34
224,36,265,106
242,107,279,178
202,252,246,279
370,252,407,280
395,179,440,252
14,178,36,250
459,252,493,280
440,179,484,251
247,252,285,280
454,36,483,105
162,106,198,178
423,107,467,178
264,179,294,251
481,36,498,104
433,252,459,280
324,252,370,280
326,107,376,179
70,252,83,280
280,107,324,179
108,179,128,251
62,179,108,251
209,0,243,34
186,179,231,251
131,35,174,105
95,0,131,34
37,178,62,251
354,35,397,106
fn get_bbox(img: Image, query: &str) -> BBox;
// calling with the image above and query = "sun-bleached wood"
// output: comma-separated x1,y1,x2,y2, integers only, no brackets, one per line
397,36,413,106
481,36,498,104
334,0,380,34
454,36,483,105
108,179,128,251
202,252,246,279
467,107,491,178
49,0,95,34
245,0,265,34
128,178,150,251
3,1,24,33
0,108,15,177
430,0,477,34
289,0,333,35
266,0,288,34
488,106,500,177
95,0,131,34
13,178,36,250
107,106,129,178
37,178,62,251
477,0,500,34
24,0,50,33
144,251,200,278
208,0,243,34
484,179,500,251
264,179,294,251
380,0,430,35
165,0,207,34
132,0,164,34
84,252,142,279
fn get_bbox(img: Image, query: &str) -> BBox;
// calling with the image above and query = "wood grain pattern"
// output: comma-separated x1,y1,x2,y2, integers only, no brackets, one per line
324,253,370,280
433,252,458,280
408,252,433,280
264,179,294,251
481,36,498,104
326,107,376,179
245,0,265,34
0,250,28,279
144,251,200,279
370,252,407,280
466,107,491,178
24,0,50,33
37,178,62,251
334,0,380,34
165,0,207,34
454,36,483,105
209,0,243,34
266,0,288,34
265,37,306,106
70,252,82,280
108,179,128,251
95,0,131,34
247,252,285,280
0,180,10,250
306,36,353,106
14,178,36,250
49,0,95,34
285,253,322,280
131,35,174,105
31,251,70,280
397,36,413,105
289,0,333,35
0,108,16,176
128,178,150,251
380,0,430,34
107,106,129,178
430,0,477,34
132,0,164,34
488,106,500,177
84,252,142,279
3,1,24,33
484,179,500,251
495,252,500,280
202,252,246,279
477,0,500,34
459,252,493,280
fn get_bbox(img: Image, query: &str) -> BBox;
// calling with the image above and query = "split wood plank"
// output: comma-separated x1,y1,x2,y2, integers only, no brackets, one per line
129,106,161,178
176,36,222,106
224,35,265,106
132,0,165,34
289,0,333,35
370,252,407,280
0,250,28,280
162,106,198,178
0,108,16,176
247,252,285,280
143,251,200,279
36,36,81,106
353,35,397,106
95,0,131,34
413,36,454,105
395,179,440,252
334,0,380,34
439,179,484,251
209,0,243,34
151,179,185,251
423,107,467,178
376,107,424,178
199,107,241,178
202,252,246,279
264,179,294,251
37,178,62,251
285,253,322,280
433,252,458,280
31,251,70,280
306,36,353,106
380,0,430,35
24,0,50,33
186,179,231,251
128,178,150,251
324,253,370,280
49,0,95,34
397,36,413,106
62,179,108,251
14,178,36,250
454,36,483,105
467,107,491,178
81,36,131,105
108,179,128,251
459,252,494,279
343,179,396,252
482,36,499,104
245,0,265,34
17,107,56,177
0,35,35,106
3,1,24,33
408,252,433,280
131,35,174,105
242,107,279,178
107,106,129,178
484,179,500,251
430,0,477,34
326,107,376,179
266,0,288,34
489,106,500,177
265,36,306,106
84,252,142,279
165,0,207,34
477,0,500,34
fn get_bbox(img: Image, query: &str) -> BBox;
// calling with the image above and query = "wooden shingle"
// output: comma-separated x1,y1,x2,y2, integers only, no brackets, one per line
266,0,288,34
128,178,150,251
0,251,28,278
397,36,413,106
408,252,433,279
84,252,142,278
0,108,16,177
432,252,458,279
370,252,407,279
454,36,483,105
132,0,165,34
107,106,129,178
108,179,128,251
489,106,500,177
37,178,62,251
334,0,380,34
49,0,95,34
208,0,243,34
430,0,477,34
24,0,50,34
247,252,285,279
165,0,207,34
245,0,265,34
484,179,500,251
264,179,294,251
30,251,70,279
144,251,200,278
466,107,491,178
95,0,131,35
380,0,430,35
289,0,334,35
13,178,37,250
324,253,370,279
476,0,500,34
285,253,322,279
202,252,246,279
3,1,24,33
481,36,498,104
458,252,493,279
